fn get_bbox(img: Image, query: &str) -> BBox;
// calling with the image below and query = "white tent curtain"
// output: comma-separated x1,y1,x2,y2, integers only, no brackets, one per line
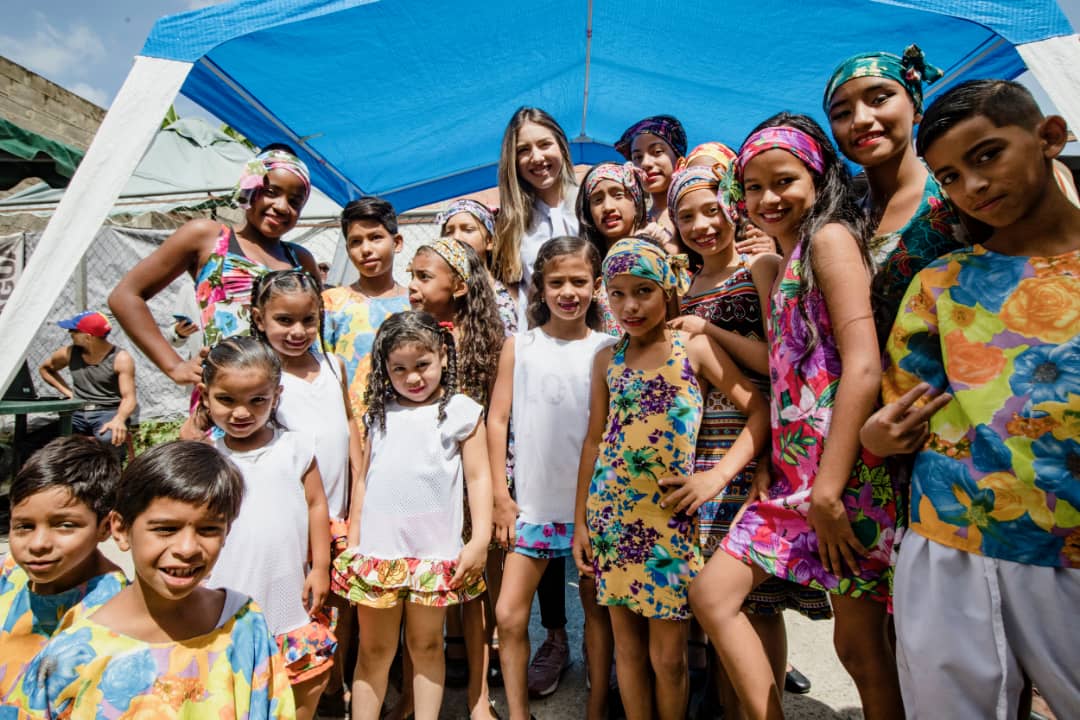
1016,34,1080,133
0,56,192,392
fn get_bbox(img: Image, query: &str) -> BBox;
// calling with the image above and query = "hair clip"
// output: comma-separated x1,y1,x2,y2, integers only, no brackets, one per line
438,321,455,332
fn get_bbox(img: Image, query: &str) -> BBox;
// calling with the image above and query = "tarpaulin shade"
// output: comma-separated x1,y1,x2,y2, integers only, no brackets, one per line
0,117,85,189
138,0,1074,211
3,0,1078,396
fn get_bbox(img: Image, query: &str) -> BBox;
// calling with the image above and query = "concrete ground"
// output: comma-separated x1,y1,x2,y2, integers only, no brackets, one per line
441,570,863,720
1,537,865,719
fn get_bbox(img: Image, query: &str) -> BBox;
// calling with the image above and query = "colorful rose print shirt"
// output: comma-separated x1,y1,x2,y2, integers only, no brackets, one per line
23,594,294,719
322,286,411,423
884,244,1080,567
0,555,126,712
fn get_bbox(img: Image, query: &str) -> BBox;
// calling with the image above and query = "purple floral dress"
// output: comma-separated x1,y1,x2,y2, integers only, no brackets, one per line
721,243,896,604
586,331,703,620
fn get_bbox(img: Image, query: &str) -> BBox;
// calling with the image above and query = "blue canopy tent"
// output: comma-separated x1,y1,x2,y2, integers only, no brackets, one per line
2,0,1077,389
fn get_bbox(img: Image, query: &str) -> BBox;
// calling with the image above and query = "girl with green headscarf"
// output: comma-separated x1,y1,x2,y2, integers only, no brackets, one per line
823,45,967,348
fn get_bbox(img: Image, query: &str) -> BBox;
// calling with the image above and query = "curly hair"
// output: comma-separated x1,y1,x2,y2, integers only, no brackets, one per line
742,112,870,364
414,241,503,407
364,311,458,432
527,236,603,331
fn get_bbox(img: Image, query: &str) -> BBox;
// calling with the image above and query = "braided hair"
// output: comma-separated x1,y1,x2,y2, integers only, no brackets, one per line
364,311,458,432
250,268,338,379
198,335,284,432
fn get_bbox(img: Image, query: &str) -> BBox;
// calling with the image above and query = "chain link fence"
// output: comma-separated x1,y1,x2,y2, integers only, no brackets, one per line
3,212,443,443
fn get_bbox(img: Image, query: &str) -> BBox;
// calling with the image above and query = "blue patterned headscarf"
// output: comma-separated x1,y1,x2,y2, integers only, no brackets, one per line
823,45,943,115
602,237,691,295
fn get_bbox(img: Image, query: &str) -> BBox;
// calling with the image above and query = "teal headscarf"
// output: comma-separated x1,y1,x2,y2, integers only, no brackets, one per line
823,45,943,115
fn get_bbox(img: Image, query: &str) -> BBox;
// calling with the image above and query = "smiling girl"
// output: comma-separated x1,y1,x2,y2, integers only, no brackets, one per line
332,311,492,720
573,237,769,720
692,115,902,720
199,336,336,720
616,115,688,255
493,107,579,328
823,46,966,346
109,146,322,386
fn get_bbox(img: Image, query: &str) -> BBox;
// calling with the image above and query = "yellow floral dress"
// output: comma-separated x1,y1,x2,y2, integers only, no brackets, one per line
586,331,703,620
23,593,294,718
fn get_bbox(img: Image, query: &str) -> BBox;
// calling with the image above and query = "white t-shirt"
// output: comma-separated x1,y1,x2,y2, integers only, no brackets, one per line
518,191,580,327
208,430,315,636
277,354,351,519
511,328,616,525
358,394,483,562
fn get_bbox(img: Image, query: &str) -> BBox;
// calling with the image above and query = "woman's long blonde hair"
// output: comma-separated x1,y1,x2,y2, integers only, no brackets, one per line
492,107,577,284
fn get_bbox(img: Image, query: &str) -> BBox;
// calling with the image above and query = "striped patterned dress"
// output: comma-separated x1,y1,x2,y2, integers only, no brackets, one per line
680,258,831,619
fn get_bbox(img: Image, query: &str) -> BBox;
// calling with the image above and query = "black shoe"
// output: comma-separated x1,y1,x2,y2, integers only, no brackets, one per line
784,666,811,694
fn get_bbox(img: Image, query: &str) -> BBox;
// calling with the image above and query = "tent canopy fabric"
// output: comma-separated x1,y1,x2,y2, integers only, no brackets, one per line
3,0,1079,394
138,0,1074,211
0,117,85,190
0,117,341,220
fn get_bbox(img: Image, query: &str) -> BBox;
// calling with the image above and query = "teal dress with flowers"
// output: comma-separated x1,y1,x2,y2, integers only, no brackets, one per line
586,330,703,620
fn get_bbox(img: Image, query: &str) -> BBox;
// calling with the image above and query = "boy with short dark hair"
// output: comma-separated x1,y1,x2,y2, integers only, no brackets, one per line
0,436,127,709
883,79,1079,719
322,197,411,426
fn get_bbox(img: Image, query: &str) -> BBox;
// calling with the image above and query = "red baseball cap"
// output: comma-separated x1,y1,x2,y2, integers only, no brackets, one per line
57,311,112,337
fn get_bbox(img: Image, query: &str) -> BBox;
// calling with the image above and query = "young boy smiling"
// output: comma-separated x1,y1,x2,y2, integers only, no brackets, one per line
0,436,127,710
883,79,1080,720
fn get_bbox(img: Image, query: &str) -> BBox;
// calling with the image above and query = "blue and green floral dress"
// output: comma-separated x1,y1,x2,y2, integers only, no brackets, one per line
586,330,703,620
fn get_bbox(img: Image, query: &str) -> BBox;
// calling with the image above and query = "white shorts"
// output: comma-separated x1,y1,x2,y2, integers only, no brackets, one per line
894,532,1080,720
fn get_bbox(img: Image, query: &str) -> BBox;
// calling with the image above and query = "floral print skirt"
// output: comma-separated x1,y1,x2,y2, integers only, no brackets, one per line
513,521,572,559
332,550,486,609
586,462,702,621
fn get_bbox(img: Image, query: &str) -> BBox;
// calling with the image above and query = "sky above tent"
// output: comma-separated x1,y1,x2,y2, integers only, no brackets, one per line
6,0,1079,210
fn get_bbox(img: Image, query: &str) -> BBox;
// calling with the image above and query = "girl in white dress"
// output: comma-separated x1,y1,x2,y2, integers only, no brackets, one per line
332,311,493,720
488,237,617,720
199,336,334,720
251,268,364,707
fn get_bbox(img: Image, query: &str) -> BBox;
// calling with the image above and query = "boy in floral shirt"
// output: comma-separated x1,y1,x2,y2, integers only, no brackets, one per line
881,79,1079,719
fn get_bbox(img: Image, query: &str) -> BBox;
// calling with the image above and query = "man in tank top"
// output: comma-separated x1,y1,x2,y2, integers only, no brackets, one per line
39,311,137,457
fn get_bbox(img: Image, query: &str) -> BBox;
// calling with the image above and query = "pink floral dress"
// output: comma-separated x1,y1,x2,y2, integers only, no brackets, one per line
721,242,896,604
194,225,300,346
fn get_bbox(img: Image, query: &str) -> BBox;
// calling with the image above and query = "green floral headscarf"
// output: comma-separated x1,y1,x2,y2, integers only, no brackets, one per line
823,44,943,115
